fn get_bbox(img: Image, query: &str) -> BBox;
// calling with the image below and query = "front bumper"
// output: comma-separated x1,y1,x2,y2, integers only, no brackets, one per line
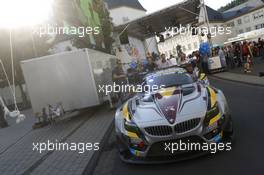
116,114,233,164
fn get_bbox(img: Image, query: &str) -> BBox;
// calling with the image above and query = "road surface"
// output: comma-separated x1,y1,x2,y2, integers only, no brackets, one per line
93,77,264,175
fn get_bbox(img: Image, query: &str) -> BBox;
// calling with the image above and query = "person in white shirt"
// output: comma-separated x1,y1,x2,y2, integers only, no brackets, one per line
157,54,172,69
168,55,178,66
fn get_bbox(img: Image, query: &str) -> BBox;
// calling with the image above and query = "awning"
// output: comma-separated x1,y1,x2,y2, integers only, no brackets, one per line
114,0,200,39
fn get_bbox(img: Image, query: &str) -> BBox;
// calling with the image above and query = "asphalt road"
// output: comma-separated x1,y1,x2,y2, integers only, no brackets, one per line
93,77,264,175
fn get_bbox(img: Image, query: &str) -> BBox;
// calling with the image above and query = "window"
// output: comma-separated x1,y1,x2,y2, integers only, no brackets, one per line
244,16,250,23
227,21,235,27
188,44,192,50
145,73,194,89
165,51,169,57
182,46,186,52
253,13,258,20
96,61,103,69
246,27,251,32
193,42,198,49
237,19,242,25
253,10,264,20
255,23,264,30
122,17,129,23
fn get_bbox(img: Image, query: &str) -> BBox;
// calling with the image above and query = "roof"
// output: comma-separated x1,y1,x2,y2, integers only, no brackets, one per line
205,3,264,22
222,6,255,20
206,6,223,21
114,0,200,39
105,0,146,11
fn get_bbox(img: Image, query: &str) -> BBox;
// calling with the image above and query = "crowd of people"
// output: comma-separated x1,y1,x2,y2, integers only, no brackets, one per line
111,51,199,90
223,37,264,73
112,37,264,88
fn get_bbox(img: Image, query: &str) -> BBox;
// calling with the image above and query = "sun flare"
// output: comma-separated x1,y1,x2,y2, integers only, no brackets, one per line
0,0,54,28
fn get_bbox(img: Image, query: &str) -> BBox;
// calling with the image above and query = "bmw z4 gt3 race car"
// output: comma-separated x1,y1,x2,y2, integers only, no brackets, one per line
115,67,233,164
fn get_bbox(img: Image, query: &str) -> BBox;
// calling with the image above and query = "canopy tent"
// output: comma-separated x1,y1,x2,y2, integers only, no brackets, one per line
114,0,201,39
224,28,264,45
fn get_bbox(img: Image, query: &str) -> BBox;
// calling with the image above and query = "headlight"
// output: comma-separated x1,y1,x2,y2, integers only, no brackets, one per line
204,103,220,126
124,120,147,151
130,137,146,150
124,120,141,136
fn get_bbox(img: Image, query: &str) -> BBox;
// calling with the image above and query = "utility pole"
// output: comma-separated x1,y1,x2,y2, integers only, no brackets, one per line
200,0,212,45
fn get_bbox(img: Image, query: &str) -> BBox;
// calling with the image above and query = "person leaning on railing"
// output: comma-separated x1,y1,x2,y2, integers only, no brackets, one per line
0,103,8,128
112,59,127,103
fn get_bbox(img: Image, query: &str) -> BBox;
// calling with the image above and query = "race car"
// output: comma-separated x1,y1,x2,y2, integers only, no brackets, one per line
115,67,233,164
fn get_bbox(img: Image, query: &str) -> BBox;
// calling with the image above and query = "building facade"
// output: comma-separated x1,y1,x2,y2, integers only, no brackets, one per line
105,0,159,62
158,0,264,57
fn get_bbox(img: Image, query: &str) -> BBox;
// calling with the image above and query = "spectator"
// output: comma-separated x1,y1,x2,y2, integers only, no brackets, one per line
259,38,264,59
234,42,242,67
201,54,209,74
242,41,250,62
179,53,187,65
168,55,178,66
227,45,235,68
257,38,263,57
112,59,127,103
144,56,158,72
157,54,172,69
0,103,8,128
244,54,253,73
218,47,227,69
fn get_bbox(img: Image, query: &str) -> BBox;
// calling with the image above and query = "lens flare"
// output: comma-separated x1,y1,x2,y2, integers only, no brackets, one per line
0,0,53,28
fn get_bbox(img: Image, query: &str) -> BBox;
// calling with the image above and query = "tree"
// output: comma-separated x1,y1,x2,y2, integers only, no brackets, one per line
52,0,114,53
218,0,248,12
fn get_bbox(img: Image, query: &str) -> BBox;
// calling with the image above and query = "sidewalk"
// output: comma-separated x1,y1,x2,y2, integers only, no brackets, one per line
228,56,264,76
0,110,35,155
211,56,264,86
0,105,115,175
211,72,264,87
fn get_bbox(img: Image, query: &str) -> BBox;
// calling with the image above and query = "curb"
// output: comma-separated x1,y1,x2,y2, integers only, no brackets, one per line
210,75,264,88
82,114,114,175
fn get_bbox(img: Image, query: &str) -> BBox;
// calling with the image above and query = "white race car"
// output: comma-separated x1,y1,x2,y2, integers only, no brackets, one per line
115,67,233,163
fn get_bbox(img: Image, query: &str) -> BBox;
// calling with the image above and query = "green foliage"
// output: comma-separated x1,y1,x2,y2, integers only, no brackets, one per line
53,0,114,53
218,0,248,12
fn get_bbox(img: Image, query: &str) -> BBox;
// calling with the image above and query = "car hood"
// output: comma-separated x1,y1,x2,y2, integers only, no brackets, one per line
131,85,207,126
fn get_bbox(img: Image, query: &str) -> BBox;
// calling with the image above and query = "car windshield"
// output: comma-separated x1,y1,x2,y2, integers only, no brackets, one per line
145,72,194,91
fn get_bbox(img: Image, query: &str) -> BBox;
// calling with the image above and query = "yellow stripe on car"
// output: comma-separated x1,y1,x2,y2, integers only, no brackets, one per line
126,131,139,138
159,87,177,97
220,131,223,138
199,73,206,80
209,113,221,125
122,103,130,121
208,87,217,108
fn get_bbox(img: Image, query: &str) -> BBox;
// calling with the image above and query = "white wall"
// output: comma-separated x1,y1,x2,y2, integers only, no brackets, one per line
225,7,264,36
162,4,264,54
109,7,146,26
144,37,159,54
158,33,202,58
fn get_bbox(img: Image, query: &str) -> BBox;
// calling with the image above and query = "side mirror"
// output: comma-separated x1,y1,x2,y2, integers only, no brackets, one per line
198,73,210,85
199,73,206,80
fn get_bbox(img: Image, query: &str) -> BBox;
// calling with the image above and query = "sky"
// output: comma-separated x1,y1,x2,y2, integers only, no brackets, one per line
139,0,234,13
